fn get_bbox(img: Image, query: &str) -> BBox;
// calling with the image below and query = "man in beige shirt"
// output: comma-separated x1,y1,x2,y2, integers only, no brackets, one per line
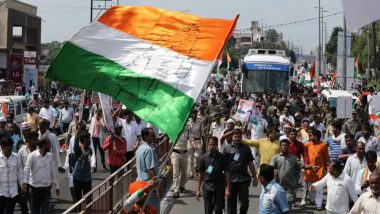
349,169,380,214
25,107,39,131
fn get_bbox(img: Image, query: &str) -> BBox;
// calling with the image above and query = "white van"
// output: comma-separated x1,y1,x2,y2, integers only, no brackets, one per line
0,96,28,125
321,89,358,108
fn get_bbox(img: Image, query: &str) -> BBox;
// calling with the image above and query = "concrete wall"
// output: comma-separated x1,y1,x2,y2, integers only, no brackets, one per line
0,8,8,49
3,0,37,15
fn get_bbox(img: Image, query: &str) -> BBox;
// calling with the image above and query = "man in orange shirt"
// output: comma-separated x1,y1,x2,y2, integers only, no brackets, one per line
301,130,329,210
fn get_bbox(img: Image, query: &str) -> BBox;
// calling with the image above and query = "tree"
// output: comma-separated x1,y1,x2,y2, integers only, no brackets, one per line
265,28,280,43
325,26,343,66
40,41,64,65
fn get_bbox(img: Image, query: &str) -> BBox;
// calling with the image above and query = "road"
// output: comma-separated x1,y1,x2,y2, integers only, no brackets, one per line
162,178,326,214
15,148,111,213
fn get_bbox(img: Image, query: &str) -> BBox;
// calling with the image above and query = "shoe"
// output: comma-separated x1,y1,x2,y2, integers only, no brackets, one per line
316,207,322,211
92,168,97,173
103,163,108,170
300,199,306,206
173,192,179,199
188,174,194,179
179,187,186,193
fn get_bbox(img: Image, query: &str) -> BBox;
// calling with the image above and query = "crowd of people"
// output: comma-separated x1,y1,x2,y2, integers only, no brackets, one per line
0,87,159,213
1,70,380,214
170,72,380,214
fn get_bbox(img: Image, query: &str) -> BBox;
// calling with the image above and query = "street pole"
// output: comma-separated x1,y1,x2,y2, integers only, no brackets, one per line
324,22,327,74
343,17,347,90
90,0,93,23
373,22,377,80
321,11,324,74
318,0,321,76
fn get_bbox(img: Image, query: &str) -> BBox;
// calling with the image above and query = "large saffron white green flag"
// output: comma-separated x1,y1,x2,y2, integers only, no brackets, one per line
47,6,238,141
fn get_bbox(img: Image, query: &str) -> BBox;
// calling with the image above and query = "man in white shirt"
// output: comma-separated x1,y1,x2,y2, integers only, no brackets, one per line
344,142,367,188
59,100,74,133
355,150,378,195
38,119,65,174
349,169,380,214
279,107,295,134
312,162,358,213
310,114,326,141
23,138,60,214
120,110,141,163
39,100,57,129
0,137,24,213
17,131,39,213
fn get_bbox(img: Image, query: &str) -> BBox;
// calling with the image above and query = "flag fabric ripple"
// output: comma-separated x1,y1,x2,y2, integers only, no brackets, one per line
47,6,238,142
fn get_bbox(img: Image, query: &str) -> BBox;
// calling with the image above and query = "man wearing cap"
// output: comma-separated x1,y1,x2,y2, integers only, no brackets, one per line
188,109,205,178
0,137,24,213
171,125,192,199
219,118,235,155
344,109,362,139
39,100,57,129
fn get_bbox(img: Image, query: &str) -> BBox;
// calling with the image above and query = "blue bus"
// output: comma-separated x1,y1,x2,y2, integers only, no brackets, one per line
241,49,291,93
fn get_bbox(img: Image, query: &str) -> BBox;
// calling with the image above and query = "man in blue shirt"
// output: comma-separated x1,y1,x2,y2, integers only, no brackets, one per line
326,121,345,163
258,164,289,214
135,127,159,212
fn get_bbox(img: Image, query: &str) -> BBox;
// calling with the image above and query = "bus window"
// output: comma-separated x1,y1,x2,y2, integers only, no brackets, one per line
21,100,27,114
15,102,21,115
7,103,14,115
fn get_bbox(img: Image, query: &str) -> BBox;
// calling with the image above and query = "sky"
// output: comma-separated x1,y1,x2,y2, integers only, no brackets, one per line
22,0,344,53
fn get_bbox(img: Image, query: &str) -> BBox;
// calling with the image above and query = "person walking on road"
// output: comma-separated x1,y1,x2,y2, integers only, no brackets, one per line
18,131,39,214
172,127,192,199
311,161,358,213
349,169,380,214
135,127,160,213
103,123,127,174
226,129,258,214
89,109,107,171
258,164,289,214
196,136,230,214
0,137,24,214
71,132,96,203
23,138,60,214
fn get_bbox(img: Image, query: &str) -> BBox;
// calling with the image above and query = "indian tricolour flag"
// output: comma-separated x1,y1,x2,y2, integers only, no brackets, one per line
47,6,238,141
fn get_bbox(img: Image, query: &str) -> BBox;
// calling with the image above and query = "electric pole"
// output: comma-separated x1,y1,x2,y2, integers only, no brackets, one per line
373,22,377,80
318,0,321,76
343,17,347,90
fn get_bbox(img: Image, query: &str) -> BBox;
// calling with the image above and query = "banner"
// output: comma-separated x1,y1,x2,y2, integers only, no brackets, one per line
23,51,38,91
337,96,352,119
10,54,23,83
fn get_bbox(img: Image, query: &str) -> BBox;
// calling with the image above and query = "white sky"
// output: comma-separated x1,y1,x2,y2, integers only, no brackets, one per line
23,0,344,53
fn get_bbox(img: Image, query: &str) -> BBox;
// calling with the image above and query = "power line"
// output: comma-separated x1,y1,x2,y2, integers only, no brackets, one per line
235,12,343,31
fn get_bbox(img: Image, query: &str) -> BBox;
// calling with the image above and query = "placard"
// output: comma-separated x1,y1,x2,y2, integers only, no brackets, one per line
337,96,352,119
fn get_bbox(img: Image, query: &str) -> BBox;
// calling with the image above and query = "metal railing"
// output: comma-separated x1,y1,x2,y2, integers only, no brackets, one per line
63,136,171,214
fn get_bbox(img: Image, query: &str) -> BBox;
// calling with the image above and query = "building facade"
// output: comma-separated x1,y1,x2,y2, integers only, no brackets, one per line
0,0,41,95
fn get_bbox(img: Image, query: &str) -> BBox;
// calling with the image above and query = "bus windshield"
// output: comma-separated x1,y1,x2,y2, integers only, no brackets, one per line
242,69,289,93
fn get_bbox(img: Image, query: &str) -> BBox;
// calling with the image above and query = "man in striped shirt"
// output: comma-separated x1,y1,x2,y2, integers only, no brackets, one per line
326,122,345,163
